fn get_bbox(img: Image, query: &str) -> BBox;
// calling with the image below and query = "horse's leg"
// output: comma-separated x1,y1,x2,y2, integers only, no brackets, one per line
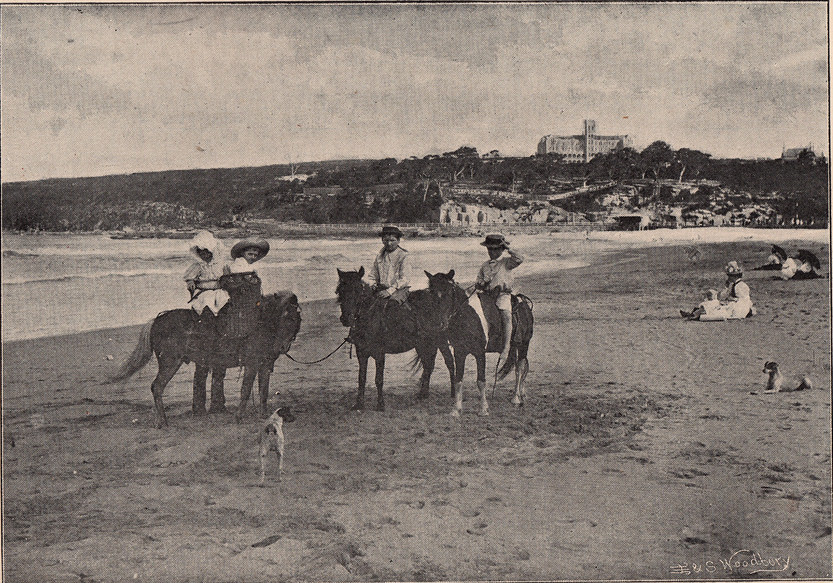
374,353,386,411
476,350,488,416
208,367,227,413
451,349,467,417
416,345,436,400
235,366,258,423
439,343,455,398
512,343,530,407
192,364,209,415
354,350,369,411
257,365,272,418
151,359,182,428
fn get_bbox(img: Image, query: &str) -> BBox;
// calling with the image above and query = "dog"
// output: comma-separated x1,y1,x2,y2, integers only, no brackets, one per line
258,407,296,485
752,362,813,394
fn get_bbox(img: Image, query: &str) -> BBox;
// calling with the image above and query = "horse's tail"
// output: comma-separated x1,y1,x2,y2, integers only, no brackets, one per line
496,345,518,380
408,353,423,374
110,319,154,382
498,295,533,381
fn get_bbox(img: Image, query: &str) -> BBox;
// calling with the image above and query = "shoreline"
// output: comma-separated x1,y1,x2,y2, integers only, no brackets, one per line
2,227,828,345
3,224,830,240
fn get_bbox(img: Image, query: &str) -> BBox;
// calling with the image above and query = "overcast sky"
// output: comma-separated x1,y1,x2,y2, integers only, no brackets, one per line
1,3,828,182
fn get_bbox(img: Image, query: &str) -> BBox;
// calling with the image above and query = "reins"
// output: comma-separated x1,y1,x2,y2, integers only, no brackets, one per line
284,337,351,365
282,277,368,366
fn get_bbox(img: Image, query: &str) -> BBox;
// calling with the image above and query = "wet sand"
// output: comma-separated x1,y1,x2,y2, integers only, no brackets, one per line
2,236,831,581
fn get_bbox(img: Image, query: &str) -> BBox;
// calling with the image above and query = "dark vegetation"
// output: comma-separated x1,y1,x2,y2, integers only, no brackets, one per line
2,143,828,232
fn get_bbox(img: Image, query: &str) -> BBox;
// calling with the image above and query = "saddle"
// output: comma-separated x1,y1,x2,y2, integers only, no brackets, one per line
477,290,533,352
355,291,418,343
186,272,263,367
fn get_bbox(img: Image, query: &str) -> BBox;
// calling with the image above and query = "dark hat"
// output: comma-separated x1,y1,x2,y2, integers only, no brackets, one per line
481,234,509,249
379,225,403,238
230,237,270,259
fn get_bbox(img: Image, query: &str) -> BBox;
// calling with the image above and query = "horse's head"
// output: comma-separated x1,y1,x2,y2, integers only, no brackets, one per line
424,269,463,330
336,267,366,327
259,293,301,356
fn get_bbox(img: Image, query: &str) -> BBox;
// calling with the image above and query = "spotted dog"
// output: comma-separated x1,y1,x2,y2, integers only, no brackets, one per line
259,407,295,485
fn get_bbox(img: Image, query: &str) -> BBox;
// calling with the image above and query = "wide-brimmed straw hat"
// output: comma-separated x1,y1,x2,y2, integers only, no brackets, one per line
231,237,270,259
379,225,403,238
725,260,743,275
481,234,510,249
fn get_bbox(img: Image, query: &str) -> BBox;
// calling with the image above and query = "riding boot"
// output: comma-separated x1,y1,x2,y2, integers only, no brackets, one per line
499,309,512,362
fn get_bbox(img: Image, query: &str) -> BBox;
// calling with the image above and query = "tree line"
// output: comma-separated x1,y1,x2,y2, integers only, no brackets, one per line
2,142,827,231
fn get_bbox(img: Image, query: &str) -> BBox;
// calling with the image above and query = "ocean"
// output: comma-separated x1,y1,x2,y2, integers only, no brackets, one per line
1,232,592,343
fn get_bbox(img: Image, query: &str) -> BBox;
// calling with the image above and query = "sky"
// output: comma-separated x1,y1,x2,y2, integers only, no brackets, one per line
1,3,829,182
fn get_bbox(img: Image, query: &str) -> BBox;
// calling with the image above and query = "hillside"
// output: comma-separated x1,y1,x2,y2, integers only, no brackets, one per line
1,145,827,232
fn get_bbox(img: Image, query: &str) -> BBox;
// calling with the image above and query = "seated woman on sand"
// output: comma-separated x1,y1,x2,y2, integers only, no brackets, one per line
779,249,822,281
681,261,754,321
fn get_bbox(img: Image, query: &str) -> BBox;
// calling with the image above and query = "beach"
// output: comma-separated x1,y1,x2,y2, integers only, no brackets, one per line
1,228,831,581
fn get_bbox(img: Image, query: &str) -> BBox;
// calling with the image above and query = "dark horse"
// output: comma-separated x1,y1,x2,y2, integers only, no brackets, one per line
112,288,301,428
335,267,455,411
425,270,533,416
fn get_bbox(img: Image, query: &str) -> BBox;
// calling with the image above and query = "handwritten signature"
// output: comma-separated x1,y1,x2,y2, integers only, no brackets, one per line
670,550,790,576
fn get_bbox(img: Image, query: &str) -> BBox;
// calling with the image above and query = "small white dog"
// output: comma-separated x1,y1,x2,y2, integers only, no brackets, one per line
754,362,813,394
259,407,295,485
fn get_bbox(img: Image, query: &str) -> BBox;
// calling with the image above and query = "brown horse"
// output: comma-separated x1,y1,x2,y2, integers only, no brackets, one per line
112,291,301,428
425,270,533,416
336,268,455,411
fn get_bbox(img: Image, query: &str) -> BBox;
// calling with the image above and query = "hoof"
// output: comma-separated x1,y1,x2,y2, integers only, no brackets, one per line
375,402,385,412
208,405,227,414
478,409,490,417
450,409,461,418
416,390,429,400
351,402,364,412
192,408,207,417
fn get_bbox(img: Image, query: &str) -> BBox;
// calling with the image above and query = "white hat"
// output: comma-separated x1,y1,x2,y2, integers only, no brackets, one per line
190,230,222,258
725,261,743,275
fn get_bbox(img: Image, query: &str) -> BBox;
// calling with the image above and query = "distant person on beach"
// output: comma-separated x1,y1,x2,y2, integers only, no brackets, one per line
681,288,720,320
476,234,524,361
184,230,230,316
229,237,270,275
779,249,822,280
370,226,411,303
680,261,753,320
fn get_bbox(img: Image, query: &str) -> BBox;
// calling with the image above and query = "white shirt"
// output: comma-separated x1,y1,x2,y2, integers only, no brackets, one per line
476,249,524,293
371,246,410,291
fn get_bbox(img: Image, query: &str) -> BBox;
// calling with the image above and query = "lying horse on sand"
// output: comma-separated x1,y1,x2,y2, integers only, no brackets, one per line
112,274,301,428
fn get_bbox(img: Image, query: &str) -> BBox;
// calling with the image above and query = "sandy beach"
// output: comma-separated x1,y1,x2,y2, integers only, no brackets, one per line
2,229,831,581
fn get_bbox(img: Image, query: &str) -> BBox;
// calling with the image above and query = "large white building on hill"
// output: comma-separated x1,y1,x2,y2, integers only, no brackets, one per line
537,120,633,163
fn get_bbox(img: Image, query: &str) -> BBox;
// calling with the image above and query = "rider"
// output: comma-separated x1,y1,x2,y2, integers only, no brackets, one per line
371,225,411,304
229,237,270,275
184,230,230,318
355,225,411,341
475,234,524,362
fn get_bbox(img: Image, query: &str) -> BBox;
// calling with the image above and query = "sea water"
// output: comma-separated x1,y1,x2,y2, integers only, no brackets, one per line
1,232,592,343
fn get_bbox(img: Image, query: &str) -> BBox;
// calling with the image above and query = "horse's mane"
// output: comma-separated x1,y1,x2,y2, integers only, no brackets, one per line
335,272,372,304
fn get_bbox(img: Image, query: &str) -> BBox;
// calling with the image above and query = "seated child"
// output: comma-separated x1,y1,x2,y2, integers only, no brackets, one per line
184,230,230,316
681,288,719,320
229,237,270,274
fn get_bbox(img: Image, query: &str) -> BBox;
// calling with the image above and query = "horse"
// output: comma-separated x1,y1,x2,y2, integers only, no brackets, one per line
112,292,301,428
335,267,455,411
424,270,533,416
